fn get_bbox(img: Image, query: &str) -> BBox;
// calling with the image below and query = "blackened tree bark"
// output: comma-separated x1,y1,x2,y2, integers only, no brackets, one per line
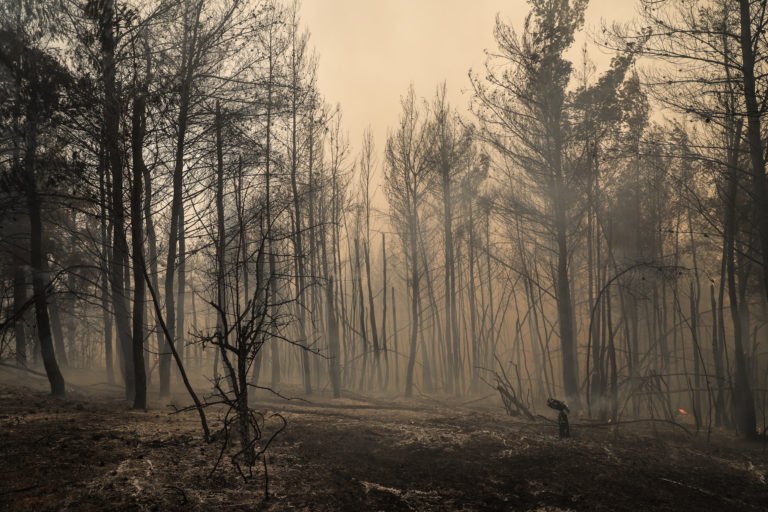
99,144,114,384
175,206,187,375
24,109,65,397
142,133,162,380
326,275,341,397
354,238,369,390
381,233,389,388
215,100,227,382
130,61,149,410
261,15,281,388
553,144,579,405
162,0,204,397
404,225,420,397
287,9,311,394
360,128,380,386
98,0,134,398
13,266,27,367
735,0,762,439
392,286,400,390
48,296,68,369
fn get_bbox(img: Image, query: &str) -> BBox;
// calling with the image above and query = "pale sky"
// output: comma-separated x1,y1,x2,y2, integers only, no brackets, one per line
301,0,639,160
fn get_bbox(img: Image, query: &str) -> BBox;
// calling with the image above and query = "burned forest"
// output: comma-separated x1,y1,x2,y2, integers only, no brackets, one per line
1,0,768,510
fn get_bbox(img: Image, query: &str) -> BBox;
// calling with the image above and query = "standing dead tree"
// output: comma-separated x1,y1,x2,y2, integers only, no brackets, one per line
385,86,433,397
204,285,288,484
471,1,591,406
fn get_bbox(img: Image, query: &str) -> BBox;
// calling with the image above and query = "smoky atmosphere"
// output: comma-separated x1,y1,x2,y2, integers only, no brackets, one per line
1,0,768,510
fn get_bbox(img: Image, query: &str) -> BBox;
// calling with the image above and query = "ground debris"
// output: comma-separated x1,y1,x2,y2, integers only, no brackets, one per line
1,383,767,511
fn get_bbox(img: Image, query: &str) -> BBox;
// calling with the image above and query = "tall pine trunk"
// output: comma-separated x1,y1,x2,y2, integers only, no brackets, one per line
130,83,148,409
13,266,27,368
100,2,133,398
99,146,114,383
735,0,760,439
24,110,65,396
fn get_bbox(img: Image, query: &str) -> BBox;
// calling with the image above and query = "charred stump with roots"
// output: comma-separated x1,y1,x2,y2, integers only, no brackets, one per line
547,398,570,439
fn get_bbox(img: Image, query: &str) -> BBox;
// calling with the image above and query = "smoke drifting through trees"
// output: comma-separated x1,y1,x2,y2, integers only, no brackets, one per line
1,0,767,445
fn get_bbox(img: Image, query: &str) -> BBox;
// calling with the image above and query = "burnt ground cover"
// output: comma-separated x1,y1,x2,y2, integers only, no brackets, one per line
1,370,767,511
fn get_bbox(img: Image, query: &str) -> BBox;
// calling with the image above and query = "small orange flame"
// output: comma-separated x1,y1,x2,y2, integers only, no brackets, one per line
678,408,688,415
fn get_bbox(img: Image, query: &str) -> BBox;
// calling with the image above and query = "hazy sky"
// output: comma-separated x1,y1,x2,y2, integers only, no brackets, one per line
301,0,638,160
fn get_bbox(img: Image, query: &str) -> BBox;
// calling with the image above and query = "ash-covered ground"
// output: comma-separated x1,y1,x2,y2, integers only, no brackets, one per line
1,368,766,511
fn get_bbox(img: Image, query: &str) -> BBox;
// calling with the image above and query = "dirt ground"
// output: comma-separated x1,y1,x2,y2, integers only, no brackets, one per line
1,368,767,511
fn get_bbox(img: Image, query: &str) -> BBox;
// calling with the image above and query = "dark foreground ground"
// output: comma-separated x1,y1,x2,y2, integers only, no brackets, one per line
1,369,767,511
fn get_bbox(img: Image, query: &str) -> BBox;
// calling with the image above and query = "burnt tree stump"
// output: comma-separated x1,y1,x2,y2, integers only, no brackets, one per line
547,398,570,439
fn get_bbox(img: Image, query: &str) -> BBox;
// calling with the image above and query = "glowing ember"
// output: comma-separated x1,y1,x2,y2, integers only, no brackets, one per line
678,408,688,415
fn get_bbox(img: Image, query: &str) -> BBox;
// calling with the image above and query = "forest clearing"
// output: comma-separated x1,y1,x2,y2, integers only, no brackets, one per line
4,0,768,509
1,368,767,511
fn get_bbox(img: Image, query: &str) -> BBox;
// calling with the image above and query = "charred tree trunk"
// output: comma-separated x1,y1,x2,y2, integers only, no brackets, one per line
13,266,27,368
735,0,761,440
354,238,369,390
468,202,479,394
215,101,227,386
554,198,578,405
99,146,114,383
162,3,198,397
381,233,389,388
327,275,341,397
710,280,726,427
289,35,311,395
130,83,148,410
176,211,187,375
405,209,420,397
441,160,456,394
142,138,161,380
100,1,133,399
364,238,380,388
48,295,68,369
262,49,280,389
392,286,400,391
24,109,65,396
